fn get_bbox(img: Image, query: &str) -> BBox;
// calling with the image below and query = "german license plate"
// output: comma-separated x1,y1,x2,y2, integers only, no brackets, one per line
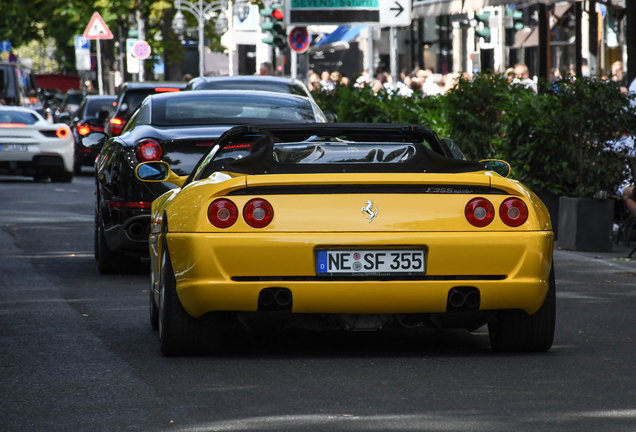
316,249,426,276
0,144,28,151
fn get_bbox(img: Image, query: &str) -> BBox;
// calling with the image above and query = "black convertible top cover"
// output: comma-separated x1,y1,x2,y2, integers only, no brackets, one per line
195,124,486,177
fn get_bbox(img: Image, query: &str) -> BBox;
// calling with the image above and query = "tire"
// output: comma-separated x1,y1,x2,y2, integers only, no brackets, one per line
50,169,73,183
488,262,556,352
149,267,159,330
96,214,124,274
158,238,220,356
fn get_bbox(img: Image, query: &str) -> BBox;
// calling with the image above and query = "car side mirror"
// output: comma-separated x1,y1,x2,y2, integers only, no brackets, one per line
135,161,187,187
480,159,511,178
324,111,338,123
81,132,108,149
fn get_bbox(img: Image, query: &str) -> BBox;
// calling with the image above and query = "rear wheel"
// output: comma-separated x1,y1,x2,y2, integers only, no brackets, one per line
95,215,124,274
488,263,556,352
149,268,159,330
158,238,220,356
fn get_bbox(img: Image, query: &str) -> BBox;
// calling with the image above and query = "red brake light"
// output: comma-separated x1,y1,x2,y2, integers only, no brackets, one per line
208,199,238,228
196,142,216,146
136,139,162,162
465,198,495,227
109,117,125,135
499,198,528,227
56,126,70,139
224,143,252,150
243,198,274,228
154,87,180,92
77,124,91,136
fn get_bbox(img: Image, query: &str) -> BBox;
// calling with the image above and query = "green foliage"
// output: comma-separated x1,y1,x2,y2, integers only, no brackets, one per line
314,75,636,198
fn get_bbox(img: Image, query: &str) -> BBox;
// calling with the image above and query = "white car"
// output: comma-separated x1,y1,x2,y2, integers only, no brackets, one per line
0,106,74,182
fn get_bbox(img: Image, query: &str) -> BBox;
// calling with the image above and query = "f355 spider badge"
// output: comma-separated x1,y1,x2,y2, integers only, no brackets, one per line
361,200,378,223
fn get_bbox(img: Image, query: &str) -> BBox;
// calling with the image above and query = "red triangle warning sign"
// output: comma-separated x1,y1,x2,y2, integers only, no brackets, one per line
83,12,114,40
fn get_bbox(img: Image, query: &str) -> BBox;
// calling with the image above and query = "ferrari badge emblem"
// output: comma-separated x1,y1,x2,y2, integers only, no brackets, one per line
361,200,378,223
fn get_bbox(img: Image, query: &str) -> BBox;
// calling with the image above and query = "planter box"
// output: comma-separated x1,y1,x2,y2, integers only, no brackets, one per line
558,196,615,252
534,191,560,241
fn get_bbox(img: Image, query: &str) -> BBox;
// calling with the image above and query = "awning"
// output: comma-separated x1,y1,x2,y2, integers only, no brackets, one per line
412,0,582,18
310,26,365,53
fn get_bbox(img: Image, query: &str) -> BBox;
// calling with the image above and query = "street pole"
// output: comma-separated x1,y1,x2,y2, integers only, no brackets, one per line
367,29,374,83
137,10,145,82
291,50,297,79
199,0,205,77
96,40,104,95
228,0,234,76
390,27,398,89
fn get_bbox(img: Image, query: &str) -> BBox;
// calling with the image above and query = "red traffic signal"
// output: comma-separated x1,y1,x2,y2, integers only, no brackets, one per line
272,9,283,20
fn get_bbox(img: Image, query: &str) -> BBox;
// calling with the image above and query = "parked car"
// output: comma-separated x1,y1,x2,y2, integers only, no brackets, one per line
88,90,327,274
105,82,187,137
71,95,117,173
135,123,555,356
0,106,74,182
185,76,313,99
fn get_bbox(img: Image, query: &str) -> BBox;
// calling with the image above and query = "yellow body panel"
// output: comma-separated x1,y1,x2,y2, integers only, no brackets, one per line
149,170,554,320
166,231,553,317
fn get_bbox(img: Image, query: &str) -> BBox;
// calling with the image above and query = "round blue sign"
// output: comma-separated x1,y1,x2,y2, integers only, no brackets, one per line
288,27,311,54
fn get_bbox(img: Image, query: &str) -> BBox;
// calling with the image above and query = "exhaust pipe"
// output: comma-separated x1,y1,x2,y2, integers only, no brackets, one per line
128,222,145,239
448,289,466,308
275,289,292,306
465,291,481,309
259,289,276,306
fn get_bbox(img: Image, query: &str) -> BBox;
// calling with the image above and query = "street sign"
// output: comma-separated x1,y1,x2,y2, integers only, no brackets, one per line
131,40,151,60
83,12,114,39
126,38,140,74
1,52,8,61
288,27,311,54
75,36,90,51
75,35,91,71
287,0,411,27
0,40,11,52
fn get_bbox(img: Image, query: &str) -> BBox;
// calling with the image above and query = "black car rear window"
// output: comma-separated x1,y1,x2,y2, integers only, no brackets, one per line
0,110,38,125
121,89,156,113
151,94,316,126
66,93,83,105
196,81,307,96
86,99,116,117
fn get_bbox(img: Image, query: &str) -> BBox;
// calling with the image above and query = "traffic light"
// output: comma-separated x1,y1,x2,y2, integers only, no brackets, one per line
475,12,491,44
505,8,524,46
260,4,286,49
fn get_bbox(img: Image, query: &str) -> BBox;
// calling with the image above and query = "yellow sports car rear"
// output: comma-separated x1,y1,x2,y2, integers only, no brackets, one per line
138,124,555,356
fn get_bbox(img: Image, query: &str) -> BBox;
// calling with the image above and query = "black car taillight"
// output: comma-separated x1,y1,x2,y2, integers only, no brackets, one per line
109,117,125,135
136,139,163,162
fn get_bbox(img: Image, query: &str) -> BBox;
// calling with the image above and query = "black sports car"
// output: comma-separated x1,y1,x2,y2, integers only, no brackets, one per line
185,76,312,99
87,90,327,274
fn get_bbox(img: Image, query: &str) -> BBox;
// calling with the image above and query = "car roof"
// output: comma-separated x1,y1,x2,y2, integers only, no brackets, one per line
148,89,312,102
0,106,39,113
121,82,187,91
84,95,117,101
190,76,304,85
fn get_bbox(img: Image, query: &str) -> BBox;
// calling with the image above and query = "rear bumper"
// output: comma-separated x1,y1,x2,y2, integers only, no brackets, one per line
165,231,554,317
0,139,74,172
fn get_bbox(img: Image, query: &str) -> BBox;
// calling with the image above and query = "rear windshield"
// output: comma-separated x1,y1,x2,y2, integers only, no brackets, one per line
0,110,38,125
196,81,307,96
151,94,317,126
66,93,83,105
121,89,156,113
272,142,417,164
86,99,116,117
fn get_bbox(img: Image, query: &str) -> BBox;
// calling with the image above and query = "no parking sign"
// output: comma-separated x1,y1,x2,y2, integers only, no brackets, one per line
288,27,311,54
132,40,151,60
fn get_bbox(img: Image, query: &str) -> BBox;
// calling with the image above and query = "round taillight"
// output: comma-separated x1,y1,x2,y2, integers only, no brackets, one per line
208,199,238,228
56,126,70,139
243,198,274,228
499,197,528,227
137,139,162,162
465,198,495,227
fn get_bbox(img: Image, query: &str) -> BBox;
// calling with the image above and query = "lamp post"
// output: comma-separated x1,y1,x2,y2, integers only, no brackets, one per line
172,0,234,77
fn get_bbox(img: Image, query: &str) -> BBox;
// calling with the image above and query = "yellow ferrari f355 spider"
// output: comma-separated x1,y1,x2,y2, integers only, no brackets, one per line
136,124,555,356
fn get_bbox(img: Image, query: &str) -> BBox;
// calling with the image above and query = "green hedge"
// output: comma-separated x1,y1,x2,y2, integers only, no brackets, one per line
314,74,636,198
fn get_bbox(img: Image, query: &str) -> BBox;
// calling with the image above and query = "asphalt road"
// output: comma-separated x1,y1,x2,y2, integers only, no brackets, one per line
1,174,636,431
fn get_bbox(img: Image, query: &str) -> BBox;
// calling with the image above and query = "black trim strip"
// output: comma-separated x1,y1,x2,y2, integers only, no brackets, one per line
232,275,506,282
228,185,508,195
